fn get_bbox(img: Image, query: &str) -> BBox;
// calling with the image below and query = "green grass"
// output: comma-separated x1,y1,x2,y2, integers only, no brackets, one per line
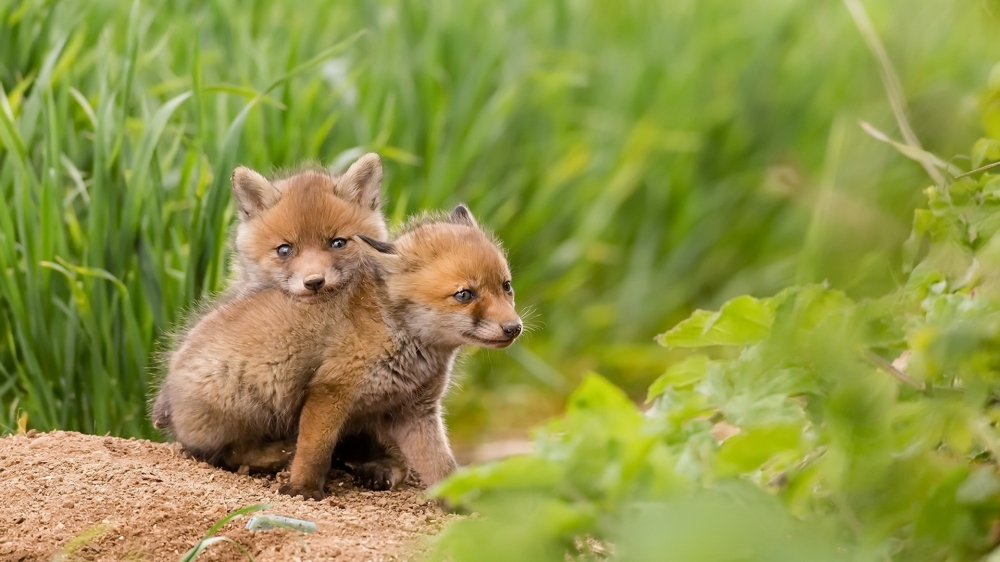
180,503,268,562
1,0,998,440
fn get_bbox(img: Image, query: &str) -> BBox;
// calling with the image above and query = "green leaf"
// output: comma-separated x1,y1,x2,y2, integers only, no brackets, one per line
647,355,711,402
715,424,801,475
429,456,563,506
972,137,1000,168
956,468,1000,505
657,295,776,348
567,372,636,415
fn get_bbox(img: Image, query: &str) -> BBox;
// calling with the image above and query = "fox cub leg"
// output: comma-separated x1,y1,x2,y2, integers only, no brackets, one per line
280,380,357,500
224,439,296,473
388,407,458,488
336,432,409,491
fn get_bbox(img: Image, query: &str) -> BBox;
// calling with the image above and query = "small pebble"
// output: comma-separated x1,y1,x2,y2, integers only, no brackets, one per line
63,501,74,509
25,429,37,438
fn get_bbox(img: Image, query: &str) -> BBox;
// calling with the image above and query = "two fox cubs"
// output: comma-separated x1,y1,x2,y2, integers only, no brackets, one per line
152,153,522,499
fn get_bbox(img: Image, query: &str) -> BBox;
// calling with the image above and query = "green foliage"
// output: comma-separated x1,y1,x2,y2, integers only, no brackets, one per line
2,0,1000,438
429,105,1000,558
656,295,778,348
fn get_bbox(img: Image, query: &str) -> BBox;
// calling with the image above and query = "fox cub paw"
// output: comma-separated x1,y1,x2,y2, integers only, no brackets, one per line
278,482,325,501
351,460,402,491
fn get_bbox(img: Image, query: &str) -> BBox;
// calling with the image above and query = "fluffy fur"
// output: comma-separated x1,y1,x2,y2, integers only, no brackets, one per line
229,154,388,296
155,205,522,500
150,154,387,437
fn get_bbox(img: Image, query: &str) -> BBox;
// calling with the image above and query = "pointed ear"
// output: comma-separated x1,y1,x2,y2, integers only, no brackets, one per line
231,166,280,220
337,153,383,211
354,234,401,273
356,234,396,255
449,204,478,228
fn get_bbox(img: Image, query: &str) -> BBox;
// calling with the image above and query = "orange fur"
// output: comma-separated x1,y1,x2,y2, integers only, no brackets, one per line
228,153,388,298
156,194,521,500
151,153,387,447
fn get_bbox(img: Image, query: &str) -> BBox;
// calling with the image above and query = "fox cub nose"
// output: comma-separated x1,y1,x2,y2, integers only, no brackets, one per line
303,275,325,292
501,321,523,338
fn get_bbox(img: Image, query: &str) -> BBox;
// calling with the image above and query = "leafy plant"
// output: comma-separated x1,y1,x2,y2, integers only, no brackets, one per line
428,75,1000,561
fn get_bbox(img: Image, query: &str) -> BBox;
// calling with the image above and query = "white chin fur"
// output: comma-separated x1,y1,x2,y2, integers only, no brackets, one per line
474,338,514,349
286,284,335,299
463,331,515,349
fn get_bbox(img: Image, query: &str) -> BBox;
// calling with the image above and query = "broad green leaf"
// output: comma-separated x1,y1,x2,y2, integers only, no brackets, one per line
647,355,711,402
956,468,1000,505
567,372,637,415
430,456,563,506
657,295,775,348
715,424,801,475
782,285,853,332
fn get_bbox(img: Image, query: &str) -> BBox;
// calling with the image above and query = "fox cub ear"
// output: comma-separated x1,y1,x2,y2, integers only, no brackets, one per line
355,234,395,255
231,166,281,221
449,204,478,229
337,153,383,211
354,234,401,273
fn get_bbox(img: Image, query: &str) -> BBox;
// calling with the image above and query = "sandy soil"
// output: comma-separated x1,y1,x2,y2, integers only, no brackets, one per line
0,431,455,561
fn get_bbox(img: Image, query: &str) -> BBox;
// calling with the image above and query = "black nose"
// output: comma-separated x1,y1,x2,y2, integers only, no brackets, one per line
303,276,325,291
502,322,522,338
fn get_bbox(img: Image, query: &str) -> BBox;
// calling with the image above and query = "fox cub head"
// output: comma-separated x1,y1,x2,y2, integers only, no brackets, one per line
358,205,522,349
230,153,388,299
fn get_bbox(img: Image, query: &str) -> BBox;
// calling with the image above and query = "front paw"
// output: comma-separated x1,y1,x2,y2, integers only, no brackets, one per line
278,482,325,500
351,460,404,491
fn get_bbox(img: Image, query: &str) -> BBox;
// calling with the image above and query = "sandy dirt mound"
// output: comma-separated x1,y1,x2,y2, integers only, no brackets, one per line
0,431,453,561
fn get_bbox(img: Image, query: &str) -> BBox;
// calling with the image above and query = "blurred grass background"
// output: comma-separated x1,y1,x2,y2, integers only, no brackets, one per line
1,0,998,446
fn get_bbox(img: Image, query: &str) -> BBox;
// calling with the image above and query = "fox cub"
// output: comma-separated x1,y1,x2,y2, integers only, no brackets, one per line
300,206,523,498
227,154,388,296
158,204,521,500
213,154,396,486
150,153,387,434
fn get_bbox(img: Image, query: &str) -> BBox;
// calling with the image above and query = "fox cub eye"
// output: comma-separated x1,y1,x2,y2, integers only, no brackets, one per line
503,280,513,294
453,290,475,303
330,238,348,249
276,244,293,259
